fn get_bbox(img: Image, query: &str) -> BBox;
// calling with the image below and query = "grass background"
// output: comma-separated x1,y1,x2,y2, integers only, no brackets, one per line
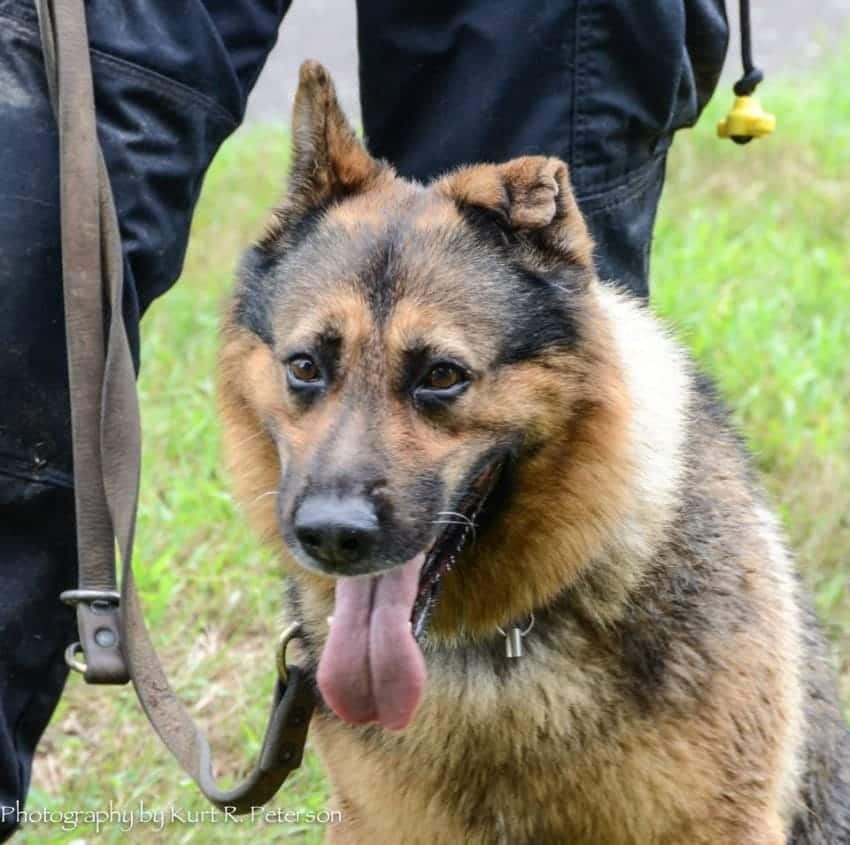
18,43,849,844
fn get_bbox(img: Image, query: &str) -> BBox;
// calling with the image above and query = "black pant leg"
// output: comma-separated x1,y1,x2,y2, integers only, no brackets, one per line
356,0,728,298
0,485,76,842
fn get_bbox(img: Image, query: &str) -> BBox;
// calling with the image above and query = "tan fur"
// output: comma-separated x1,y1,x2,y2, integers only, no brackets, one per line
218,320,281,542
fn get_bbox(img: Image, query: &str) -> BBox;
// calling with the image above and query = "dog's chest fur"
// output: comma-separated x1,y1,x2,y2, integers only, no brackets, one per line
295,528,789,845
310,634,663,845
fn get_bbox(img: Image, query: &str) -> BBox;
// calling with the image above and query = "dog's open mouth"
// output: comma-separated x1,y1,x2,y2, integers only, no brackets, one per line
316,457,506,732
410,459,504,641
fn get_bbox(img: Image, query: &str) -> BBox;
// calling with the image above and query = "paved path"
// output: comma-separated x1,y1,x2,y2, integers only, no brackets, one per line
245,1,850,126
245,0,359,125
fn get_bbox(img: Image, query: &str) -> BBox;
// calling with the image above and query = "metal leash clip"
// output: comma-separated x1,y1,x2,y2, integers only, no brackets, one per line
276,621,304,686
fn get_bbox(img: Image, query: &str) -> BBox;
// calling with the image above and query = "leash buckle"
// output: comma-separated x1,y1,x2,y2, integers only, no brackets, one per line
60,589,129,683
60,588,120,610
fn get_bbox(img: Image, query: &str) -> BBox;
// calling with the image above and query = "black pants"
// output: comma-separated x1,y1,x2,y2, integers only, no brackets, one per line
0,0,727,836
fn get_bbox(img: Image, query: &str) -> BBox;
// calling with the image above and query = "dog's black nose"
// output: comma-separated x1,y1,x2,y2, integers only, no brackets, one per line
293,494,380,569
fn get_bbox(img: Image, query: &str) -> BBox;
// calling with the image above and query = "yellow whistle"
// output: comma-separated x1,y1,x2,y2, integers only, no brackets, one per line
717,95,776,144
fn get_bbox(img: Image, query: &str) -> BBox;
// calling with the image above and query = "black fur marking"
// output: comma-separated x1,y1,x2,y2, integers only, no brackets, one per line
459,205,516,251
690,369,737,431
363,234,400,324
789,604,850,843
316,330,343,384
689,368,759,487
496,268,581,365
274,206,327,253
234,245,277,343
450,206,581,363
235,210,326,343
468,440,521,539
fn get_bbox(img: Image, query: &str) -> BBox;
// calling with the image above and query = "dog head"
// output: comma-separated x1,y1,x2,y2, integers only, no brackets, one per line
219,62,632,727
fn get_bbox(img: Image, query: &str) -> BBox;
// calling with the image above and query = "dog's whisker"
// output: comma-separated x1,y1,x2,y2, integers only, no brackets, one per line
230,429,269,451
250,489,279,506
436,511,477,529
438,510,478,543
432,512,478,546
430,520,475,532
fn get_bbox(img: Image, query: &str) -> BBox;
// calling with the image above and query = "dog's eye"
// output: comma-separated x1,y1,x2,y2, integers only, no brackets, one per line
287,356,321,384
420,364,466,392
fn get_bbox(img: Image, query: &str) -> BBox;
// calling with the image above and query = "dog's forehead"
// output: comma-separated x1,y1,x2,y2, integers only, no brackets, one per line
327,178,458,229
269,182,516,355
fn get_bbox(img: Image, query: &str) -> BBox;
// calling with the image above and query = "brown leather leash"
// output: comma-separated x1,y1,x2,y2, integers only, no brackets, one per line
34,0,315,813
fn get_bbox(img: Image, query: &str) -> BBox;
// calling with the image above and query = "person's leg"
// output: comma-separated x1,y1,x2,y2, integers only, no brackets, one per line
356,0,729,298
0,1,288,838
0,485,77,839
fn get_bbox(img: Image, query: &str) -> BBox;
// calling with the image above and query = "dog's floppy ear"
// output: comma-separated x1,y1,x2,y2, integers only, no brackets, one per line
438,156,594,270
263,61,386,244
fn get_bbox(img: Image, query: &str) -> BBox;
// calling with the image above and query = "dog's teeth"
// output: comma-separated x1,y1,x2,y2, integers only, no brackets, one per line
327,616,334,627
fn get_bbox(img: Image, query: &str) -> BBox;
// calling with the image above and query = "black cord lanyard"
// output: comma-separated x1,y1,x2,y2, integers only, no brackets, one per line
717,0,775,143
735,0,763,97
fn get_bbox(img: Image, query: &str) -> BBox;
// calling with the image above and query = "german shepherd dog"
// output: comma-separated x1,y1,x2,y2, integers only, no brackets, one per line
218,62,850,844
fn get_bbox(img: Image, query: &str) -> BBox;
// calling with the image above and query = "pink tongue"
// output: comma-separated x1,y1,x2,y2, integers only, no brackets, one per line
317,553,427,731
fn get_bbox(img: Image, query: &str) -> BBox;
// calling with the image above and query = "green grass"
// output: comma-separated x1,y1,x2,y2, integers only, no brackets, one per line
20,45,850,843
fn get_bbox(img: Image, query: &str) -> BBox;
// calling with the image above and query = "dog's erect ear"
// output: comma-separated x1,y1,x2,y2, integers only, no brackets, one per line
438,156,594,269
263,61,385,244
289,60,383,204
